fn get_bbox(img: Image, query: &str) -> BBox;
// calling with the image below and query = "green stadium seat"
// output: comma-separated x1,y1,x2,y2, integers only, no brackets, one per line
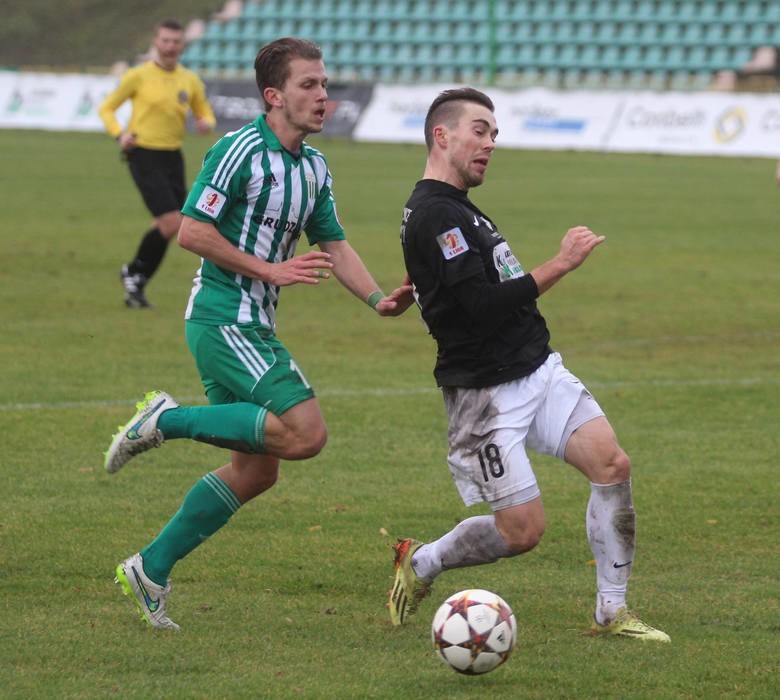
568,1,596,21
505,21,534,43
675,1,698,22
594,21,619,43
574,20,596,41
621,44,643,70
597,45,621,70
719,3,742,23
609,0,636,21
659,22,682,46
615,22,640,46
373,20,398,41
532,22,557,44
664,45,686,71
495,22,516,43
707,46,733,70
633,0,657,21
686,45,709,71
680,22,704,45
639,22,661,45
703,23,726,46
766,3,780,22
242,1,264,20
535,43,559,68
220,21,244,41
556,44,580,69
493,2,513,22
577,44,600,70
642,45,666,71
698,3,719,22
725,23,750,46
203,21,226,40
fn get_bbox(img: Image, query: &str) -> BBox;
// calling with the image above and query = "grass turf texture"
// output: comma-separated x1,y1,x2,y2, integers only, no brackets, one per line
0,129,777,699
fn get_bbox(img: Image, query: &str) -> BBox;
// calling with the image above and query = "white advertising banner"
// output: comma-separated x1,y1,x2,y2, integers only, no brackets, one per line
353,84,622,151
354,83,780,158
607,91,780,157
352,83,447,144
491,87,621,151
0,71,128,132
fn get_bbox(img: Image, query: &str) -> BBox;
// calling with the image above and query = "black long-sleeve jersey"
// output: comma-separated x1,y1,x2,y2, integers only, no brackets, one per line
401,179,552,388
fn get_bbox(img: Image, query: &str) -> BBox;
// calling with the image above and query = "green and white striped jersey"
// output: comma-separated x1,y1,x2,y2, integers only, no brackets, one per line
182,114,345,328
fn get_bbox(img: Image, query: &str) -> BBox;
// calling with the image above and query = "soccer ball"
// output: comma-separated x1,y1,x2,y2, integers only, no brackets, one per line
431,588,517,675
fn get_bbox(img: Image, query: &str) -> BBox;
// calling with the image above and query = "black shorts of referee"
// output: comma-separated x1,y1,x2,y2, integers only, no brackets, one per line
127,147,187,217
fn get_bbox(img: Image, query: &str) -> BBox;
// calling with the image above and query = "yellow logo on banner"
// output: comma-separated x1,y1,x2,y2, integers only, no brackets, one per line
713,107,746,144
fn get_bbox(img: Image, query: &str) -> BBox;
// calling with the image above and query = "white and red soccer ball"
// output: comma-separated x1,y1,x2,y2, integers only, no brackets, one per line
431,588,517,675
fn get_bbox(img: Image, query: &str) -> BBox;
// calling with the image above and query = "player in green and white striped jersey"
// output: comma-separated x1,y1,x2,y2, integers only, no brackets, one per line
181,107,344,327
105,38,413,630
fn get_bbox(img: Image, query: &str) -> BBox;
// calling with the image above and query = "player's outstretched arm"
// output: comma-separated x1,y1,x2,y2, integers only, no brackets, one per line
317,239,412,316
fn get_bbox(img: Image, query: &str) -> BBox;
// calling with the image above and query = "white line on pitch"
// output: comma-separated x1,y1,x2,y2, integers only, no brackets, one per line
0,376,776,412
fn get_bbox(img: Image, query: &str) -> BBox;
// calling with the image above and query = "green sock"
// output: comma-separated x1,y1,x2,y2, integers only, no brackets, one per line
141,473,242,584
158,403,267,453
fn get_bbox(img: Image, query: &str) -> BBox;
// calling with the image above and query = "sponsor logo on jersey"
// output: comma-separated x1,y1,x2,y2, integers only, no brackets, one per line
493,241,524,280
437,227,468,260
196,185,226,219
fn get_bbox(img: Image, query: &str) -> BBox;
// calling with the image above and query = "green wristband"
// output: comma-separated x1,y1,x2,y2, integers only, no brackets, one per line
366,291,383,309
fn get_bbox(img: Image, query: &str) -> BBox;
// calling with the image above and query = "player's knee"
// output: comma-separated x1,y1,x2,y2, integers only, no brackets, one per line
589,446,631,484
606,448,631,483
284,423,328,460
500,519,545,555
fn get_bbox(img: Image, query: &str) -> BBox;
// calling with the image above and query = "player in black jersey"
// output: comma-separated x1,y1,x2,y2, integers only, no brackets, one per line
389,87,669,642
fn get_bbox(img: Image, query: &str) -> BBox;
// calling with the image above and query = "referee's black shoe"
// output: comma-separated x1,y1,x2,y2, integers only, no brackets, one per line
120,264,153,308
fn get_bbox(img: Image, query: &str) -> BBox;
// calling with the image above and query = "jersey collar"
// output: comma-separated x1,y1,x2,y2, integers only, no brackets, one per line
255,114,302,159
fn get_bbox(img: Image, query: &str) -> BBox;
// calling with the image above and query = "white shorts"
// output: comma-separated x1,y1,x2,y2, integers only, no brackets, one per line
442,352,604,510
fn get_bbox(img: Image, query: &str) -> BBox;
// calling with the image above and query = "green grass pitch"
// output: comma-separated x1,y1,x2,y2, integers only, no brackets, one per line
0,128,777,698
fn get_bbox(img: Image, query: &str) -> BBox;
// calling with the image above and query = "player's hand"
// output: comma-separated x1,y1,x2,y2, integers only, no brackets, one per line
266,251,333,287
374,276,414,316
557,226,605,271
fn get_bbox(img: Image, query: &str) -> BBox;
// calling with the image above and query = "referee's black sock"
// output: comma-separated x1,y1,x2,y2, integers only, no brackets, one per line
127,227,169,279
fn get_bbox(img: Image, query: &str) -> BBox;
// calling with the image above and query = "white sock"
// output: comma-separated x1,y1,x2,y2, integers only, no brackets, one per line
587,480,636,624
411,515,513,581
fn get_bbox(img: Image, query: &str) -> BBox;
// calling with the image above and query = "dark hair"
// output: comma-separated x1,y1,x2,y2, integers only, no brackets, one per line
424,87,495,151
155,18,184,33
254,37,323,111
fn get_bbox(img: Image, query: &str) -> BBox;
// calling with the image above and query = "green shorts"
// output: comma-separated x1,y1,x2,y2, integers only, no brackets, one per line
185,321,315,415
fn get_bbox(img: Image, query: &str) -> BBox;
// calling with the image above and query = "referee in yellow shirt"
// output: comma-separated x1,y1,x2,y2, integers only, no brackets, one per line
99,18,216,308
